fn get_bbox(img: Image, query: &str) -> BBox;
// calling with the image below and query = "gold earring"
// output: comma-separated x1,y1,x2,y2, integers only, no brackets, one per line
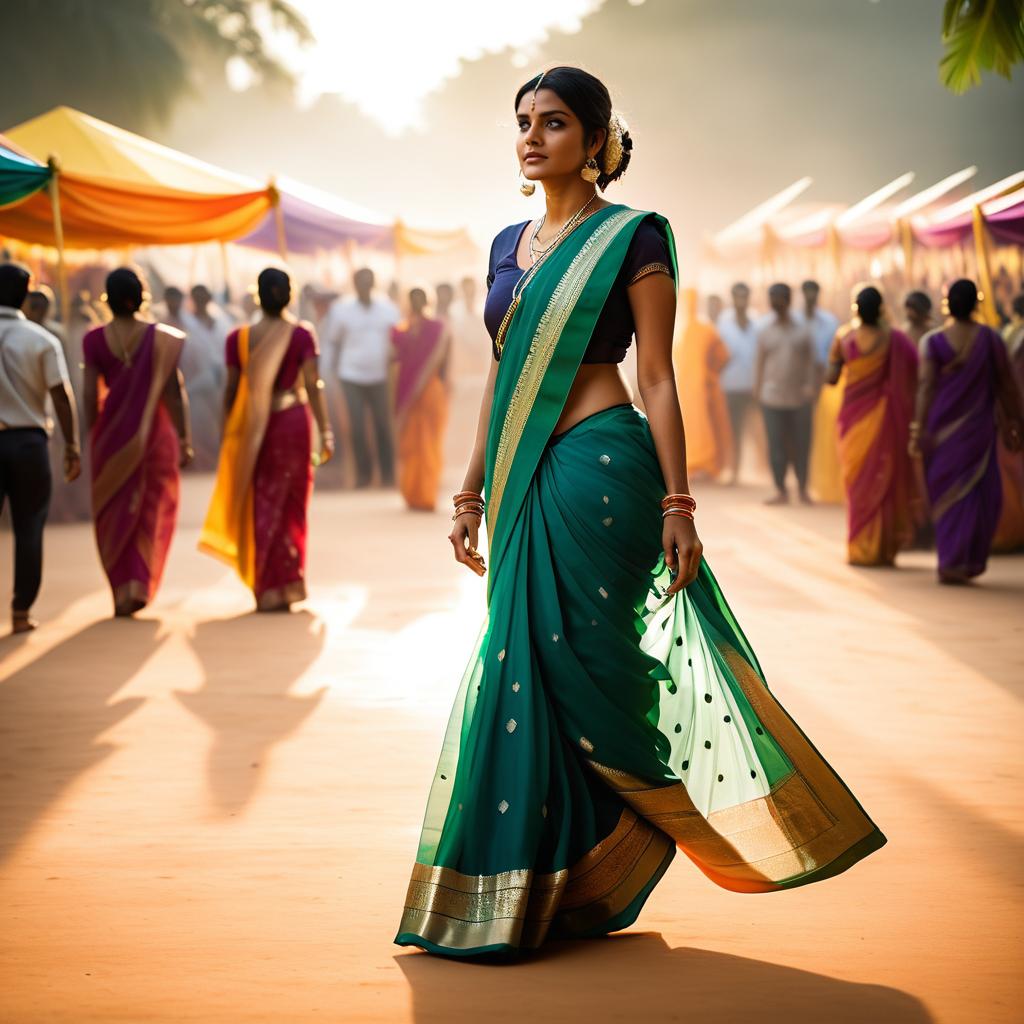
519,173,536,197
581,157,600,184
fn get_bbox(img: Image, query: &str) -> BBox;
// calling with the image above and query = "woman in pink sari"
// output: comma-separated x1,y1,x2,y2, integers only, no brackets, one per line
200,268,334,611
83,268,192,616
392,288,451,511
826,286,920,566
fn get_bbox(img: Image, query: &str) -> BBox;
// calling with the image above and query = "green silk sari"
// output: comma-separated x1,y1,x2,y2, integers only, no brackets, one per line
395,205,885,958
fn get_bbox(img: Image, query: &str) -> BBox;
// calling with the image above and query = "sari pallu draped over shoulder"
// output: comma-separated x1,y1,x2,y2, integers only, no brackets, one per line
837,328,920,565
91,324,183,610
395,206,884,959
199,321,299,598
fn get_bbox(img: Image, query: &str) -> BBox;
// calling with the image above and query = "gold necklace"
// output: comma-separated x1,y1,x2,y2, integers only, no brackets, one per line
528,194,598,265
495,196,600,356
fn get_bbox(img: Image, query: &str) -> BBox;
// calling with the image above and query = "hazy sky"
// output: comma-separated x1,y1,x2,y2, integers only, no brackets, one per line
166,0,1024,267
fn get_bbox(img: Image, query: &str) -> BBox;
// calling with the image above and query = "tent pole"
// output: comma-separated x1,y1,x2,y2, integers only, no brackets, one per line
971,204,998,327
46,156,70,337
269,179,288,263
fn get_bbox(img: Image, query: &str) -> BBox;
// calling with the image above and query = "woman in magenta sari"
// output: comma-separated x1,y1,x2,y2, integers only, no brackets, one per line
912,280,1024,583
83,268,192,616
392,288,451,511
200,268,334,611
827,286,920,566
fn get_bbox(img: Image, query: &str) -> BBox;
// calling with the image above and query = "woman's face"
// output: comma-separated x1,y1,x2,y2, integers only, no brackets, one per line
516,87,602,185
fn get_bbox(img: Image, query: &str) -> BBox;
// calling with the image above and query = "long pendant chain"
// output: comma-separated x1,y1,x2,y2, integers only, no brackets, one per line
495,195,600,356
528,194,598,265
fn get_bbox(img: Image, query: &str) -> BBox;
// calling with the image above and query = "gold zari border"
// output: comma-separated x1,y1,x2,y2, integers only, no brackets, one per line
396,808,672,952
587,642,879,892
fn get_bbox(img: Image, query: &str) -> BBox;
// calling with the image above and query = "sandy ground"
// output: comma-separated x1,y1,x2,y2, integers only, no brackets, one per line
1,383,1021,1023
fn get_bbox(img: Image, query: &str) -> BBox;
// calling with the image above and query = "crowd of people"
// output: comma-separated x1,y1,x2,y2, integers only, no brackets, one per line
1,253,1023,635
0,259,469,632
674,275,1024,579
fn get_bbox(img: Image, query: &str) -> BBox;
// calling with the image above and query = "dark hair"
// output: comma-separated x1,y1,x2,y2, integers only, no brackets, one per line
515,67,632,191
165,285,184,301
855,286,883,327
257,267,291,315
947,278,978,320
731,281,750,297
1012,292,1024,319
904,290,932,315
0,262,31,308
409,287,428,310
26,289,50,311
105,268,144,317
769,282,791,303
801,280,821,293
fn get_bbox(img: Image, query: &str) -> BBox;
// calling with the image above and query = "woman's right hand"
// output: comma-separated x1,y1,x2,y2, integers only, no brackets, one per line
449,512,486,576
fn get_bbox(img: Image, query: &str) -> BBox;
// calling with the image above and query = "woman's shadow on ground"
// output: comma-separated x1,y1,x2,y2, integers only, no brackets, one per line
176,609,327,818
0,618,161,863
397,932,933,1024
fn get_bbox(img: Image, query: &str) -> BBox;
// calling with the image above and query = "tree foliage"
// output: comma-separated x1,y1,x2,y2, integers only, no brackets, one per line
940,0,1024,93
0,0,311,131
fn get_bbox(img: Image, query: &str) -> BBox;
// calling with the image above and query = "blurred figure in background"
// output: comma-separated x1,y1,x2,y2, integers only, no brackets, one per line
449,273,491,384
181,283,232,470
828,286,919,566
802,278,843,504
755,282,816,505
83,268,191,617
717,281,759,484
798,279,839,374
674,287,732,480
912,279,1024,583
435,282,455,322
0,263,80,633
392,287,451,511
706,292,723,326
22,286,66,346
200,268,333,612
993,291,1024,552
324,267,399,488
159,285,187,333
902,290,934,351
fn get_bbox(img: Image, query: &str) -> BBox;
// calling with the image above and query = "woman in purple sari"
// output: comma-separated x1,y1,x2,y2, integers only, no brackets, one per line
911,279,1023,583
83,269,192,616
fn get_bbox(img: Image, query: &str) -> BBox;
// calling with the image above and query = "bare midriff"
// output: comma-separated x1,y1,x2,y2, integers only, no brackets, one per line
553,363,633,436
513,204,634,438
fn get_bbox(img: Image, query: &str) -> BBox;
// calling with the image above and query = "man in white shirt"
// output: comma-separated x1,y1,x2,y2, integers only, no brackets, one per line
0,264,81,633
754,283,817,505
717,282,759,484
797,279,840,378
181,283,233,470
323,268,399,487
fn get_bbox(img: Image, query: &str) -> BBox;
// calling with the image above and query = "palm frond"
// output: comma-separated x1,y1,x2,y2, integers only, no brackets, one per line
940,0,1024,93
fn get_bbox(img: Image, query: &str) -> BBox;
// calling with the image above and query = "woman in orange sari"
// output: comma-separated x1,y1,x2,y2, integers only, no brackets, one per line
673,288,732,479
392,288,452,511
83,268,192,616
826,286,919,566
200,268,334,611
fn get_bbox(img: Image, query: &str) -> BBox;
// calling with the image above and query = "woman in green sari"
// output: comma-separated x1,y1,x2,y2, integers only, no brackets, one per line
395,67,885,959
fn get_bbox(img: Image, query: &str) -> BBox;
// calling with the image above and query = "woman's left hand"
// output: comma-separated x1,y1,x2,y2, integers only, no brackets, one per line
179,443,194,469
318,430,336,466
663,515,703,595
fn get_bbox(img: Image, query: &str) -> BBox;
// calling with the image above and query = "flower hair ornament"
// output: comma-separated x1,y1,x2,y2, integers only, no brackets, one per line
603,111,628,176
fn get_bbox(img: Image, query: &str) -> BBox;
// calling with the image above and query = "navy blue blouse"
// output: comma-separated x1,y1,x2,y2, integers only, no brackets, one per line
484,215,674,364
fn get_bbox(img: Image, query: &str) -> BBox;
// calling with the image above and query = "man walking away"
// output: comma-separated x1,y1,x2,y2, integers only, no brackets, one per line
755,283,816,505
0,264,81,633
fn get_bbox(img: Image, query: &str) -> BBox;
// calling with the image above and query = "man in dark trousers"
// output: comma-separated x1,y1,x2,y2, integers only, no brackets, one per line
0,263,80,633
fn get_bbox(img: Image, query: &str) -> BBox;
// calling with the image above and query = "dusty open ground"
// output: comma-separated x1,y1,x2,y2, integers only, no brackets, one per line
1,387,1021,1023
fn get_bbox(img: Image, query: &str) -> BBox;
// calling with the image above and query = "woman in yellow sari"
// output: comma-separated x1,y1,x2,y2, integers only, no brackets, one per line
200,268,334,611
673,288,732,479
826,287,919,565
392,288,452,511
